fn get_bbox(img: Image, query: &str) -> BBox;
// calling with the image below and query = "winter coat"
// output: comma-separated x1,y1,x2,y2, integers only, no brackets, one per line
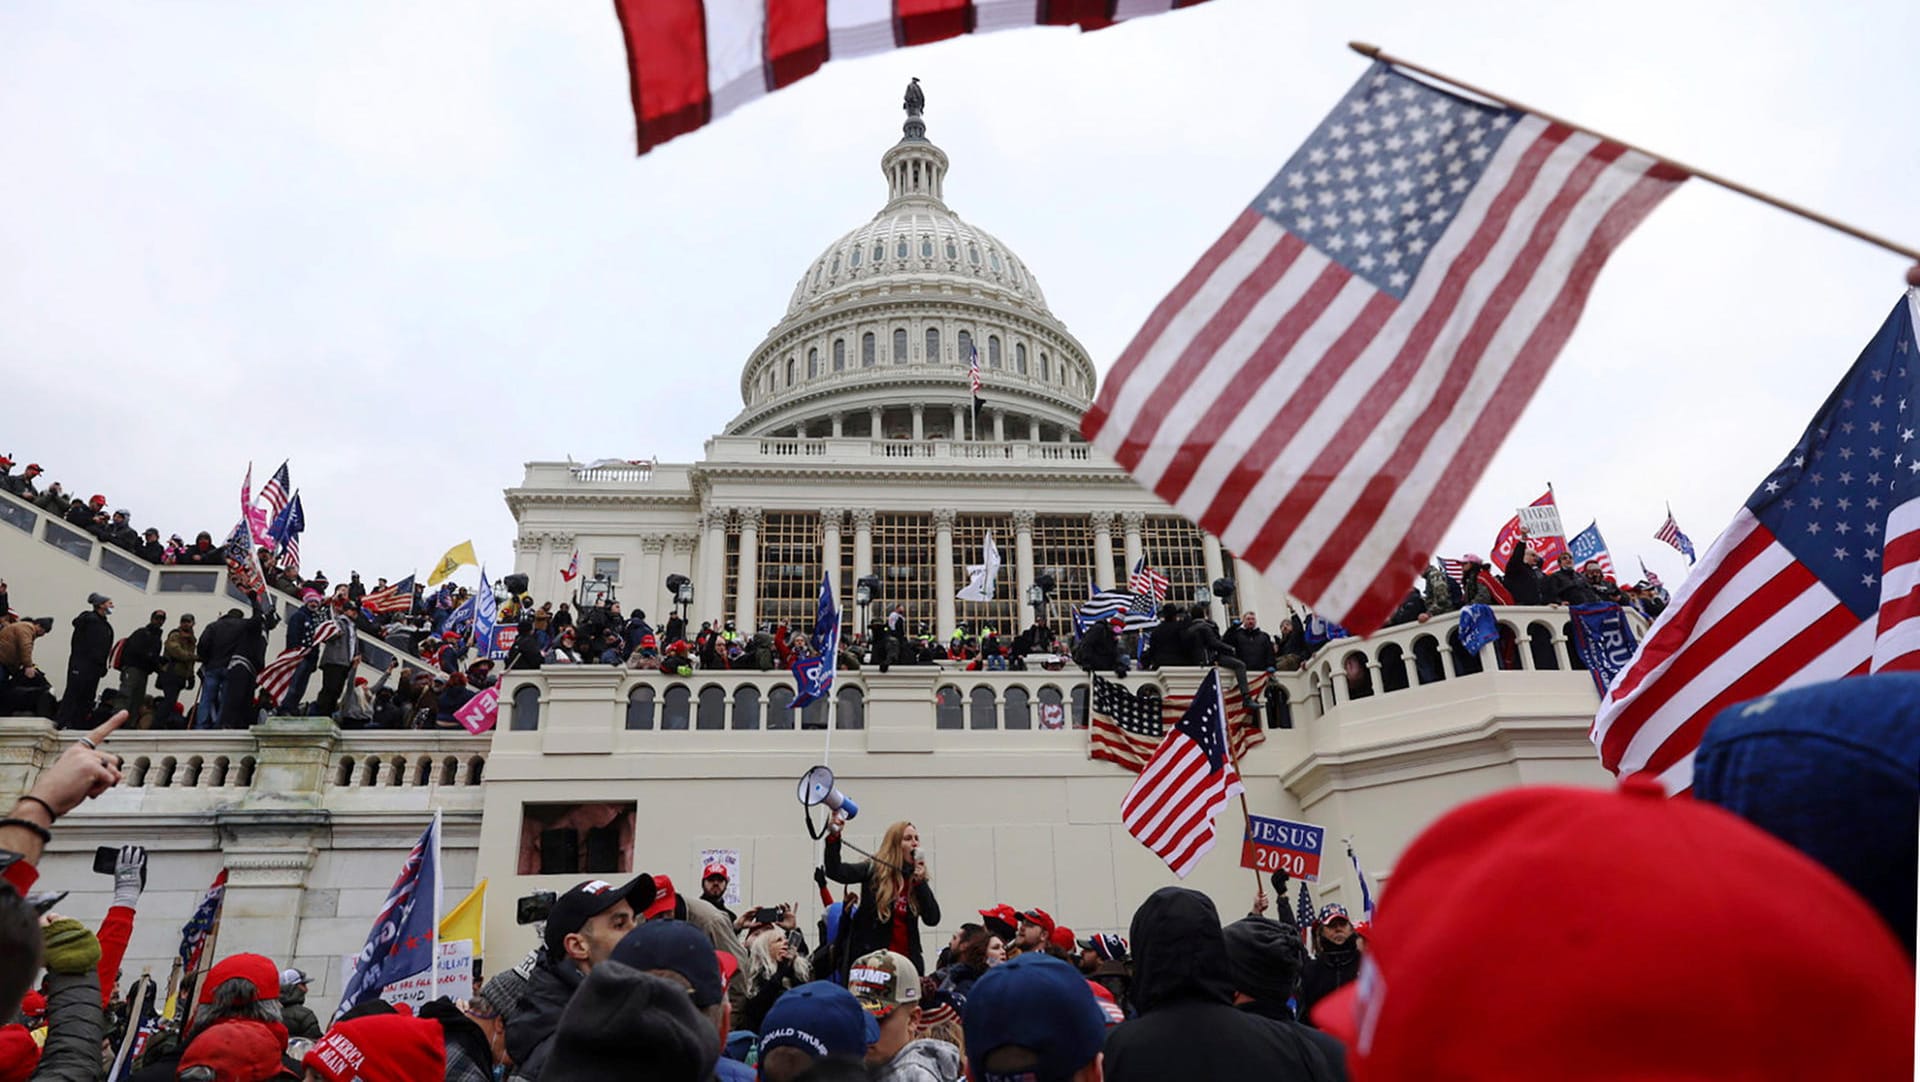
1297,941,1361,1026
1238,1000,1348,1082
0,622,39,672
1073,621,1125,674
1183,618,1240,667
122,623,165,673
30,969,105,1082
319,613,358,668
505,955,584,1082
1223,625,1278,670
68,610,114,679
823,835,941,976
279,982,322,1040
1547,568,1599,606
875,1038,964,1082
284,604,320,651
421,997,496,1082
196,613,247,670
1141,614,1197,668
161,627,198,681
1422,566,1461,617
1103,888,1339,1082
1501,548,1551,605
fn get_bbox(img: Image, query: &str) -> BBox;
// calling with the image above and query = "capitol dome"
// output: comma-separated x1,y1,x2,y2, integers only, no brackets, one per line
726,82,1096,443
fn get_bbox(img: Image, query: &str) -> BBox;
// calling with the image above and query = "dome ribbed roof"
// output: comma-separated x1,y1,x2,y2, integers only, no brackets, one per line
785,207,1051,318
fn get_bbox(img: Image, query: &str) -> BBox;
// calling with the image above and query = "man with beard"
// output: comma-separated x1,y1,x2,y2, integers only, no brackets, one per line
1297,904,1361,1027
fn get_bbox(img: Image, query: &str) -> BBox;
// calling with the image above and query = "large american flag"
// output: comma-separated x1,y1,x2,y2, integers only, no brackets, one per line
1655,509,1697,564
256,618,341,709
362,574,417,615
1088,670,1266,771
610,0,1214,155
1128,556,1170,604
1121,669,1243,878
1594,293,1920,794
1082,61,1683,634
259,461,291,519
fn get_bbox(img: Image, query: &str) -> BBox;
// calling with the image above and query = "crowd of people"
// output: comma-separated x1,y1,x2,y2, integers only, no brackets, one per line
5,670,1914,1080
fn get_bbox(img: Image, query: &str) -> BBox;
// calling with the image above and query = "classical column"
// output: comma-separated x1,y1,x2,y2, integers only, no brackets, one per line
950,404,965,441
933,508,956,640
821,508,845,595
637,537,666,621
1090,513,1116,590
699,508,729,625
1121,512,1146,581
911,404,925,440
868,406,883,438
1200,532,1227,625
992,410,1005,442
851,509,874,636
1013,509,1036,624
735,507,762,629
831,413,844,437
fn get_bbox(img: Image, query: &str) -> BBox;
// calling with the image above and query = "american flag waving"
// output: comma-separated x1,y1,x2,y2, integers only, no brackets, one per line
1082,61,1682,634
1128,557,1170,604
259,461,291,520
1594,292,1920,794
1121,669,1244,878
362,575,416,615
256,618,341,709
1655,508,1697,565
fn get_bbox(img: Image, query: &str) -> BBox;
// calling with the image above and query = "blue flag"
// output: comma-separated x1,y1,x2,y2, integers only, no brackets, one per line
792,572,839,709
1302,613,1350,647
1457,604,1499,657
1346,841,1376,921
266,492,304,549
1569,519,1613,575
473,568,499,658
336,814,440,1019
1568,602,1640,696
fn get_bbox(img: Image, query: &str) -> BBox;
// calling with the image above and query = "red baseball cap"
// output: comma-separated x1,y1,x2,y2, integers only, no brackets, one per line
977,904,1019,938
1048,926,1077,952
714,949,740,988
198,953,280,1005
1018,907,1056,936
177,1019,287,1082
702,863,729,881
303,1015,446,1082
642,874,680,921
1312,780,1915,1079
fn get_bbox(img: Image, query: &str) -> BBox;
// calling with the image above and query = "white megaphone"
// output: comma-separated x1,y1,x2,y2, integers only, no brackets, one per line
797,765,859,821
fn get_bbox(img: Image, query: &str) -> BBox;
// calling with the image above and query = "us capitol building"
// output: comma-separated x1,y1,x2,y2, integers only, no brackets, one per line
0,87,1616,1018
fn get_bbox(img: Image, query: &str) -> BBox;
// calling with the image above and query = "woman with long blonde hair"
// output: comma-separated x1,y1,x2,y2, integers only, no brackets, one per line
823,816,942,977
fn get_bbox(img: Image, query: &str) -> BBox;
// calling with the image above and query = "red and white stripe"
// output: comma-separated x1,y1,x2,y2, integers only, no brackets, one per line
1162,670,1267,761
611,0,1212,154
1590,508,1880,795
1120,683,1243,878
256,620,341,708
1084,117,1682,634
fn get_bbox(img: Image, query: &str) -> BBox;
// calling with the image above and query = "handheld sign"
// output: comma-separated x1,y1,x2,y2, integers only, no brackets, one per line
1240,814,1326,882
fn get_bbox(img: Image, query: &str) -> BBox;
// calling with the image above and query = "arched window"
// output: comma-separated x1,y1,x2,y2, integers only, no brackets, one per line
872,241,885,263
1528,623,1561,670
921,236,934,259
1003,686,1031,729
768,685,796,730
785,358,796,386
1040,352,1052,382
830,252,840,274
1377,643,1410,693
806,349,818,378
988,335,1002,369
968,243,981,265
732,685,762,730
662,685,691,730
862,332,876,368
836,686,865,730
896,237,909,260
969,686,998,730
957,330,973,365
945,239,958,261
925,327,941,363
697,685,726,730
510,685,541,731
1014,343,1028,375
894,328,909,365
935,686,963,730
990,250,1003,271
626,686,655,730
833,339,846,372
1071,684,1090,728
802,695,830,730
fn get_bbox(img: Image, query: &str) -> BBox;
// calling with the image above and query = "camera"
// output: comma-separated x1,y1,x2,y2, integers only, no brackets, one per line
516,890,557,925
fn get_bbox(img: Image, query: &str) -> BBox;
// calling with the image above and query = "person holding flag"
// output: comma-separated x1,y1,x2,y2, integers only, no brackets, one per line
791,572,839,710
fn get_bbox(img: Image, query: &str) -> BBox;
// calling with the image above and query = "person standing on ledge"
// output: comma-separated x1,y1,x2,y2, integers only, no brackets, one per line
823,816,940,980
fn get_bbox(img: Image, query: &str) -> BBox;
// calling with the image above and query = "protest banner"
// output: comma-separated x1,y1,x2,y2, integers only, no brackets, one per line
699,848,741,906
339,939,472,1011
1239,813,1327,882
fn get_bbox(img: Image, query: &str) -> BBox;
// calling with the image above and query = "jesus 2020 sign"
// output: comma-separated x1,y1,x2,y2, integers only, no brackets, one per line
1240,814,1326,882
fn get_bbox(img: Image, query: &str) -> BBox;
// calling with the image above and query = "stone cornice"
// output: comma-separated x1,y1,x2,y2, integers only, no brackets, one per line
1282,714,1599,808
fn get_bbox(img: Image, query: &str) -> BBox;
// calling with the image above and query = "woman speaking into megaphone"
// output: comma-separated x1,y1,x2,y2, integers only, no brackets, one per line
822,812,941,977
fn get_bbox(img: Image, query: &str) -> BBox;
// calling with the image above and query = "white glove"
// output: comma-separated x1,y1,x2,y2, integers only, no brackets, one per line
111,844,148,908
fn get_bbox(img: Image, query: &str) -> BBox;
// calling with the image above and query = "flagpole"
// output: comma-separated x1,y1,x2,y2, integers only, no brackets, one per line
1211,666,1266,898
1349,42,1920,263
430,808,444,1001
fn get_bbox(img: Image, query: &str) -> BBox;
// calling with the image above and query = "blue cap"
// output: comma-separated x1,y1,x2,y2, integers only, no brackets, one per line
608,920,723,1007
963,954,1107,1082
759,981,879,1060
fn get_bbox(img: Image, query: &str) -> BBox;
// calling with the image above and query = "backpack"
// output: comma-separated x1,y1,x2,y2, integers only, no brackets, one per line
108,638,127,671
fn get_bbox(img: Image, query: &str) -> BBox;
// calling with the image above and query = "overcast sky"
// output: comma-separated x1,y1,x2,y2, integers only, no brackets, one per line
3,1,1914,602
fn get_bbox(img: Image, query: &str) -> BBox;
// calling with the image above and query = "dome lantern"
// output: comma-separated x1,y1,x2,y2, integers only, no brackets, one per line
883,77,948,208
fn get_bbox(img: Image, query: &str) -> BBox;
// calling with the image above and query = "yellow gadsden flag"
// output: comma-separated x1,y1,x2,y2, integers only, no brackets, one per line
440,878,485,956
428,541,478,586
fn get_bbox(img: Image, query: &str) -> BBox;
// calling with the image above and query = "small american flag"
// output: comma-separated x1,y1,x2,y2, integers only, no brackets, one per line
1128,557,1170,604
362,575,416,615
1295,880,1316,957
169,868,228,1025
610,1,1215,156
968,340,982,397
1074,588,1160,636
560,549,580,584
1088,671,1266,772
256,618,340,708
1655,509,1697,565
259,461,291,519
1121,669,1244,878
1595,293,1920,794
1082,61,1682,634
1638,557,1662,588
1437,555,1514,604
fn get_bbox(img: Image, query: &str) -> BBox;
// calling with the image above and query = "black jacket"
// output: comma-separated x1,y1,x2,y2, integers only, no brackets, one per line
1073,621,1124,674
1142,614,1196,668
1239,1000,1348,1082
1183,619,1240,667
123,623,165,673
197,613,248,670
280,982,322,1040
823,835,941,976
1104,888,1339,1082
1547,568,1598,606
1223,625,1277,670
69,610,114,678
1297,941,1361,1026
1502,548,1550,605
505,954,584,1082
